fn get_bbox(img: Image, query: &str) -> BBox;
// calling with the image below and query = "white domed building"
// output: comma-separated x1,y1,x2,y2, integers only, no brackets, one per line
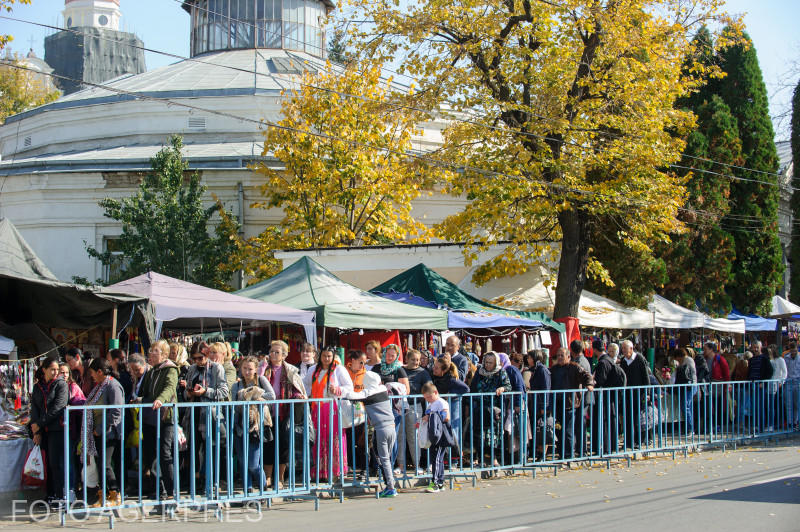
0,0,455,286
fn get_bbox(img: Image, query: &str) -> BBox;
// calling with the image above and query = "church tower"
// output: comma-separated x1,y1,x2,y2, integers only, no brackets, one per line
44,0,145,95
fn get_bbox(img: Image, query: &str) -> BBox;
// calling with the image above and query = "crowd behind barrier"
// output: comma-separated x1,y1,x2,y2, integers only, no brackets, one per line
23,337,800,528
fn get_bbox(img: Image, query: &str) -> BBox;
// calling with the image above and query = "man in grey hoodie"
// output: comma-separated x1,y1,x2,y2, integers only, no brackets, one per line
338,371,397,498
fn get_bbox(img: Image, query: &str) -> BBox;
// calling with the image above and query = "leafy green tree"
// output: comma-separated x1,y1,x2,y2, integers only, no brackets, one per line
86,135,240,289
712,30,783,314
790,78,800,300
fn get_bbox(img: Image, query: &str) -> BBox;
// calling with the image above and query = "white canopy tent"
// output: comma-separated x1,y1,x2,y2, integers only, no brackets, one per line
458,268,744,333
457,267,654,329
769,295,800,320
649,295,745,334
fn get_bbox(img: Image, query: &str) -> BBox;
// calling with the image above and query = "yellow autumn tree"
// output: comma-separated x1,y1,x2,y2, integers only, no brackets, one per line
245,60,439,280
0,55,60,124
348,0,742,318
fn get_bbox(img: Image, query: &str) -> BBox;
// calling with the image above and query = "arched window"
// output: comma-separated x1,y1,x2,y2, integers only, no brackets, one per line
188,0,329,57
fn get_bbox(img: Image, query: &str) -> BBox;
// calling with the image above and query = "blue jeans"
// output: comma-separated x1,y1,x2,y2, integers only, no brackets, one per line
234,436,266,491
683,387,697,434
786,379,800,427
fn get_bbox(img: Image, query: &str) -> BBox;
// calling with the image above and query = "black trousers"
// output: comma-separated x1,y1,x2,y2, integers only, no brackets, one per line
44,431,66,500
93,436,122,491
141,422,175,496
624,390,645,448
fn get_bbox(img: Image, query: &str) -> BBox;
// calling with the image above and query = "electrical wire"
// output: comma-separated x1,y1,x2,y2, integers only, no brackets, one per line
3,61,791,239
1,10,786,188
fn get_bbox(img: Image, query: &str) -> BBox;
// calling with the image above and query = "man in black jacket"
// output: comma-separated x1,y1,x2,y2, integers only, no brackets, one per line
591,344,624,455
621,340,650,449
747,340,773,432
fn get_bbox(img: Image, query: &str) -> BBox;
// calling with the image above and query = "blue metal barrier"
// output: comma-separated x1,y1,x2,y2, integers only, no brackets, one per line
58,378,799,527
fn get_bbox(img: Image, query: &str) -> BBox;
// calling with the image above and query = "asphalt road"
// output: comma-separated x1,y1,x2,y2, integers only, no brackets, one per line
3,439,798,531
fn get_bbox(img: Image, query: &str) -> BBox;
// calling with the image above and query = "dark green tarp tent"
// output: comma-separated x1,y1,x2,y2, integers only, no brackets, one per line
371,263,565,333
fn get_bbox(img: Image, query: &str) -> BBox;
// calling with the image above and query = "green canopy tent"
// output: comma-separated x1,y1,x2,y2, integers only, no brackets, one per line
370,263,565,334
235,256,448,330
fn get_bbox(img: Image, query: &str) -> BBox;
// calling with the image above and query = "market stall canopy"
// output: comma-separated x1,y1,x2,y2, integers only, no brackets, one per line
108,272,318,343
769,295,800,319
0,217,58,282
372,291,440,309
0,334,13,355
371,263,564,333
574,291,655,330
374,290,545,329
650,295,745,333
0,218,144,330
455,266,648,330
727,310,777,332
235,257,448,330
0,322,56,358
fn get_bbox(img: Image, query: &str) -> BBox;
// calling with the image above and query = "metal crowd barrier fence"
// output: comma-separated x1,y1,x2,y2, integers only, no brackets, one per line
57,379,800,528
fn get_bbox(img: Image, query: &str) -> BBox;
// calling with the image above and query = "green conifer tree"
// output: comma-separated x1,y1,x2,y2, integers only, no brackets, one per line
660,95,739,313
789,79,800,300
712,30,783,314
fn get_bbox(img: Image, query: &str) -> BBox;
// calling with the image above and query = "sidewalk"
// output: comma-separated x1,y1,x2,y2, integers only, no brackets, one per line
2,437,798,531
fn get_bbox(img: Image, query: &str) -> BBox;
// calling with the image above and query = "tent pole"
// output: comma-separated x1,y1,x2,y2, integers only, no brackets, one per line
111,305,118,339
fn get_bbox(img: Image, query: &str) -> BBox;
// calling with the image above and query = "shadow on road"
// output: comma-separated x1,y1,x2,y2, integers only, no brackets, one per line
691,477,800,504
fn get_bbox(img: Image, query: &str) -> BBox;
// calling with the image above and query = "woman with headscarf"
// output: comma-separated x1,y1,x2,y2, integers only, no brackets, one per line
303,347,353,481
498,352,527,461
469,352,511,467
371,344,410,471
372,344,409,394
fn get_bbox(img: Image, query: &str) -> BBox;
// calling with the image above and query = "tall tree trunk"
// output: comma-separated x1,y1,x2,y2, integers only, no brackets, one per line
554,207,591,319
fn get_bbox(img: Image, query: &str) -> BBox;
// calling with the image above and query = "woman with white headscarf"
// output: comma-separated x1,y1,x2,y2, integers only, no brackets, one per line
469,352,511,467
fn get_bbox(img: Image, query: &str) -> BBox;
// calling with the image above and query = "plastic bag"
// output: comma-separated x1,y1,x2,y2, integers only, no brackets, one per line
177,425,188,452
85,455,99,488
21,444,47,489
339,399,366,429
418,418,431,449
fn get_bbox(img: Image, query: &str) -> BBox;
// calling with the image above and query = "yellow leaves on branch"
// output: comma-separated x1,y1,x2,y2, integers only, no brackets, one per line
245,59,446,279
0,1,31,52
347,0,740,287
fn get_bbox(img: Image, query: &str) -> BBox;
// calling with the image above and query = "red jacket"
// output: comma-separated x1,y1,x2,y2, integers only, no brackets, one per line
709,354,730,382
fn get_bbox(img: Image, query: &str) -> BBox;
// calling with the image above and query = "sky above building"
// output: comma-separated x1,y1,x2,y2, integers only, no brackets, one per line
3,0,799,139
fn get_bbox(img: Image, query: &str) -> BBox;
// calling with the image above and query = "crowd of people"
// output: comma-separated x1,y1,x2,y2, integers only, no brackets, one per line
26,335,800,509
